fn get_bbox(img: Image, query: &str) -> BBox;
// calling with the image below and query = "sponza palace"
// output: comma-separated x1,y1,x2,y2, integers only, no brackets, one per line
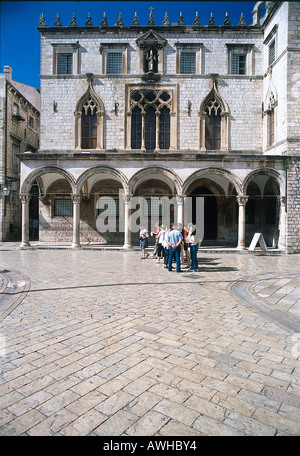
17,2,300,252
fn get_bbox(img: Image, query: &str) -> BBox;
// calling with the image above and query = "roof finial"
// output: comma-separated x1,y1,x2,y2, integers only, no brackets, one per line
223,12,230,26
115,12,124,26
238,12,246,26
86,13,93,26
55,13,62,27
193,12,200,26
208,12,215,26
177,12,185,26
39,13,46,27
148,6,155,26
70,13,77,27
132,12,139,26
162,12,170,26
101,12,108,27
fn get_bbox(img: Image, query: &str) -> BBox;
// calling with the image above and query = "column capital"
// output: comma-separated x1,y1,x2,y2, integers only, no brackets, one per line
236,195,248,206
176,195,185,205
19,193,31,203
277,195,286,205
123,193,133,203
71,194,82,203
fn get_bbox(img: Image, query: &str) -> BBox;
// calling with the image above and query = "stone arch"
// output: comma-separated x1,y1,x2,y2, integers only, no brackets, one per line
199,81,229,115
129,166,183,196
183,168,241,245
182,167,242,196
252,2,267,25
75,82,104,116
21,166,76,195
242,168,284,196
76,165,129,196
243,167,284,248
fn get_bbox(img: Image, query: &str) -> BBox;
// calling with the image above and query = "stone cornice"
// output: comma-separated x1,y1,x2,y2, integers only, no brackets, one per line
37,25,263,35
17,152,289,163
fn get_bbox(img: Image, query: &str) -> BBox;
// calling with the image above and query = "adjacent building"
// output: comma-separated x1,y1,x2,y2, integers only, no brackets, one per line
17,1,300,252
0,66,40,241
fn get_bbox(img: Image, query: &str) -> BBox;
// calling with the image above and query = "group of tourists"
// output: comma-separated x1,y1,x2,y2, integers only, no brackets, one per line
139,222,199,272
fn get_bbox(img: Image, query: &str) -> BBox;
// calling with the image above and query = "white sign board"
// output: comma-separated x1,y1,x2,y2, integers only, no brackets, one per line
248,233,268,251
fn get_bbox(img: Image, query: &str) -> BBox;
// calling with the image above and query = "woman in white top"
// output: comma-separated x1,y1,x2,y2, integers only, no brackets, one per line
156,225,166,262
139,225,149,259
186,224,198,271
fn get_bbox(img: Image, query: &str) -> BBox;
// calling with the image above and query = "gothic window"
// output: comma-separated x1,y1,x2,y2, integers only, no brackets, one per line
75,77,104,150
268,108,275,146
159,106,170,149
81,106,97,149
128,89,173,151
204,98,222,150
205,109,221,150
131,107,142,149
264,89,277,148
145,107,156,150
199,80,229,151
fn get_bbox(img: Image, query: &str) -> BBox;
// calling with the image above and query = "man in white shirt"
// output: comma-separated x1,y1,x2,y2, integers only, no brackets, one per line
165,223,183,272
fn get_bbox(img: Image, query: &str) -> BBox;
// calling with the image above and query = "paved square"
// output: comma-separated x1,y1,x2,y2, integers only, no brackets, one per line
0,246,300,436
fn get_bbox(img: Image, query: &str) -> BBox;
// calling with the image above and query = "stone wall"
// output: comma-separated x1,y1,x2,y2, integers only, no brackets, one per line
286,158,300,253
39,27,264,153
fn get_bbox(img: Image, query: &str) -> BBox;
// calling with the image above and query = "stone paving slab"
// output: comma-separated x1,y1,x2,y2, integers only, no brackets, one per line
0,249,300,436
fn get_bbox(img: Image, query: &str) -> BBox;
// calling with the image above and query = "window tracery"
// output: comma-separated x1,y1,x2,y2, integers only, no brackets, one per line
128,89,172,151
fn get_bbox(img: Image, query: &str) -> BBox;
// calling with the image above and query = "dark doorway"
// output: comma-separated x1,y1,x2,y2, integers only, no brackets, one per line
29,181,39,240
190,186,218,240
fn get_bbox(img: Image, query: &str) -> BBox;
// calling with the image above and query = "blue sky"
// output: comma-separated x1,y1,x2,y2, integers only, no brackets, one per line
0,1,256,89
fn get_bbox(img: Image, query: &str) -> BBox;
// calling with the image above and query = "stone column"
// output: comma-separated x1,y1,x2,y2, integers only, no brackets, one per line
71,195,81,249
19,194,31,249
123,193,133,249
236,196,248,250
278,196,286,250
176,195,184,226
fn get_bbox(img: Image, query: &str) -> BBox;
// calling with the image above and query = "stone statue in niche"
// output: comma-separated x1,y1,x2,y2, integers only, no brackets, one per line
145,48,158,73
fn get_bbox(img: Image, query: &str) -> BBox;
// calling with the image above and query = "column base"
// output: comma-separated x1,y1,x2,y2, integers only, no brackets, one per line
19,242,31,249
123,243,133,250
71,242,81,249
236,245,246,251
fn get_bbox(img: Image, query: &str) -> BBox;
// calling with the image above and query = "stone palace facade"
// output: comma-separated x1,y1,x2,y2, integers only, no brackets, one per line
17,1,300,252
0,66,40,241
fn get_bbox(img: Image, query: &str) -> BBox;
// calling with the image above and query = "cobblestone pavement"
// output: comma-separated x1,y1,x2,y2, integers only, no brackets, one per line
0,246,300,436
